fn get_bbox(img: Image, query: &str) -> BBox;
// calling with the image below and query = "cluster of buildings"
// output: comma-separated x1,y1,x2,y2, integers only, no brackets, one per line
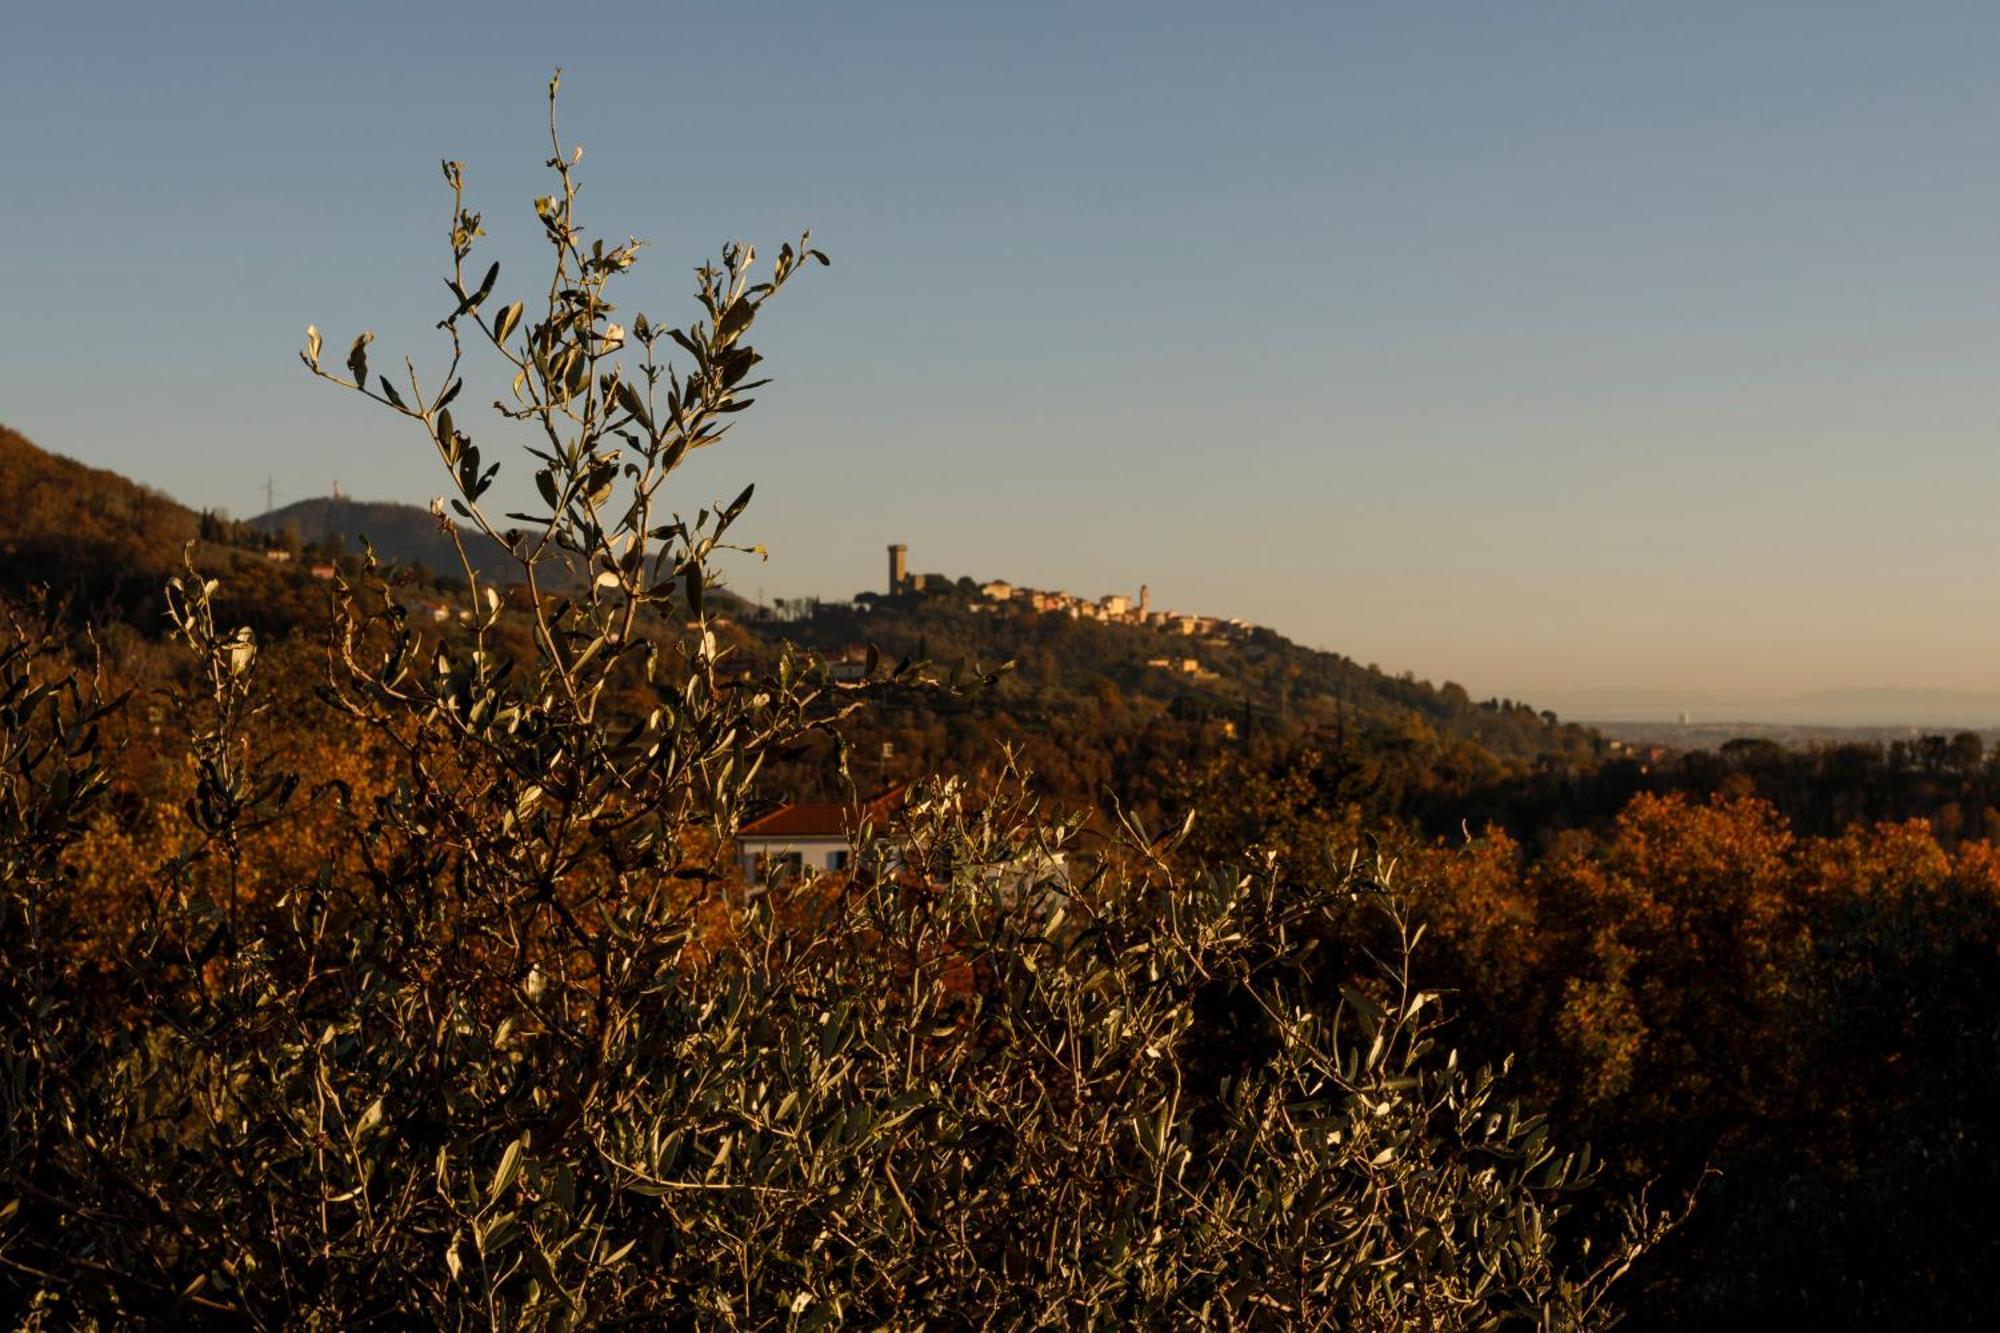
887,544,1265,644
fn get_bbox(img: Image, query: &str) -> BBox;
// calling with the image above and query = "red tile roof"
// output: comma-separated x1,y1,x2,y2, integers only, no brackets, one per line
737,783,909,839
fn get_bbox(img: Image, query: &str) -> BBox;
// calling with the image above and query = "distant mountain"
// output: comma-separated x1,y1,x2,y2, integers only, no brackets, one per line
249,495,524,585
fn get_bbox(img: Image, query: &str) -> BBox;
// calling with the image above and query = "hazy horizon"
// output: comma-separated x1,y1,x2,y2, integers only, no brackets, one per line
1542,684,2000,730
8,2,2000,713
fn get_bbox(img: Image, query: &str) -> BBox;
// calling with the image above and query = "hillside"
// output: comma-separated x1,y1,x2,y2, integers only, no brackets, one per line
0,423,304,635
729,580,1599,817
0,423,202,625
1,428,1595,823
0,427,454,637
783,585,1584,757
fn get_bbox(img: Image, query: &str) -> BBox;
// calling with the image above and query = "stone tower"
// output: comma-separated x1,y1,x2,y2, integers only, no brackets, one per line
888,544,908,595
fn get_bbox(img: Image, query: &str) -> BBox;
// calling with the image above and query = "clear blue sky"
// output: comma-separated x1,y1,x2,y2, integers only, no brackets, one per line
6,2,2000,712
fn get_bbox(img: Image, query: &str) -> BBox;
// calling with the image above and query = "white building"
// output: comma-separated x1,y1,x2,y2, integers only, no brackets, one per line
735,783,1071,906
736,784,908,884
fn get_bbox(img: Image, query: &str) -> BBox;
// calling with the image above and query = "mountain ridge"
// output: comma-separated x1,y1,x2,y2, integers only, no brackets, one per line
249,494,521,585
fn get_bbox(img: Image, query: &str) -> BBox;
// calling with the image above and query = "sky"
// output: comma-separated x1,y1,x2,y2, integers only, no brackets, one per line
6,2,2000,718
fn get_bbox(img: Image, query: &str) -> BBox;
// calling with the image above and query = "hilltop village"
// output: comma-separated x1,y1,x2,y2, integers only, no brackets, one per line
876,536,1264,640
882,541,1260,634
750,544,1282,682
